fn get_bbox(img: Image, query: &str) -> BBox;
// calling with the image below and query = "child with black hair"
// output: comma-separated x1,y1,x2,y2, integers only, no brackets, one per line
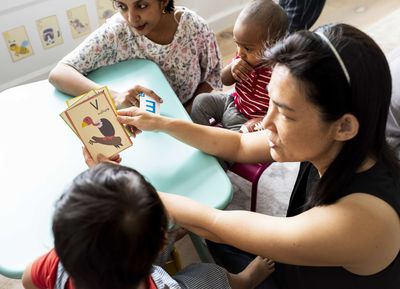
22,163,274,289
191,0,288,131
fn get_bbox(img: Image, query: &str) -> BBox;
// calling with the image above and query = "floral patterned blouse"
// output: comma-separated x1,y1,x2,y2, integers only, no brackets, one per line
61,7,223,104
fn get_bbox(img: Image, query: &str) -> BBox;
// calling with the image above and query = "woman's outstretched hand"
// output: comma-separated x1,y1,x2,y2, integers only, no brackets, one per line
117,106,165,137
112,85,164,109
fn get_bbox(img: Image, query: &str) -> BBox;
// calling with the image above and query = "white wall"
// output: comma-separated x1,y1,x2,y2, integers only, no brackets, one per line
0,0,100,91
0,0,250,92
177,0,249,32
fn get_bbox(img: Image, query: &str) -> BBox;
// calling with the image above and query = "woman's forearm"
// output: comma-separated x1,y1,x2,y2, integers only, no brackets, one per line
157,117,271,163
158,192,283,258
157,117,245,161
118,105,272,163
159,192,224,242
48,63,100,96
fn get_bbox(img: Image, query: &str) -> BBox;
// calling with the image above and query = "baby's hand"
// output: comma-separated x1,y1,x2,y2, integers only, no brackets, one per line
231,58,254,82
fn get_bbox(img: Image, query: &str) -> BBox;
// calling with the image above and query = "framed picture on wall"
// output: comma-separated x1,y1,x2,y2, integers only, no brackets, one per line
96,0,116,26
36,15,64,49
2,25,34,62
66,5,91,39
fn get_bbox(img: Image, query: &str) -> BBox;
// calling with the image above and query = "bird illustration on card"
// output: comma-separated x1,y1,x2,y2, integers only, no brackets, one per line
82,116,123,148
60,87,132,159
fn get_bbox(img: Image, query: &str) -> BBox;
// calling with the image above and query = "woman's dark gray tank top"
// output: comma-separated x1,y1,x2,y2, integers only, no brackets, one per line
274,161,400,289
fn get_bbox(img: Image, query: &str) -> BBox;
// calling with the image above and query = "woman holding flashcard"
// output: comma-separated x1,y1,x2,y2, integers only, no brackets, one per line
49,0,222,113
115,24,400,288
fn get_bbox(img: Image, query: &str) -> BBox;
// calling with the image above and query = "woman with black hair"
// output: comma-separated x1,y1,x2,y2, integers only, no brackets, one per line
113,23,399,289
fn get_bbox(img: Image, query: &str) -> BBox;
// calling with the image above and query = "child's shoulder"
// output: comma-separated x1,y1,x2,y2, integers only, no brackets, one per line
151,266,181,288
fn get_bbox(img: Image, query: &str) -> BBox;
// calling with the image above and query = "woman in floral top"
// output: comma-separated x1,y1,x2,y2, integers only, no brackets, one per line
49,0,222,111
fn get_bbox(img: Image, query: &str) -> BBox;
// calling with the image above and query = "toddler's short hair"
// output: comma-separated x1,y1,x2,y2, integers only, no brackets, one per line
53,163,168,289
239,0,289,46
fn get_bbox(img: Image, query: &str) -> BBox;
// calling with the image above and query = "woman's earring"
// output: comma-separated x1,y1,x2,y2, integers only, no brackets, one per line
162,8,166,14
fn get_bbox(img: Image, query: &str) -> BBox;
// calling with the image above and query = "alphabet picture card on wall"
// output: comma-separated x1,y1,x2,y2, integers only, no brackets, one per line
96,0,116,26
66,5,91,39
3,26,33,62
36,15,64,50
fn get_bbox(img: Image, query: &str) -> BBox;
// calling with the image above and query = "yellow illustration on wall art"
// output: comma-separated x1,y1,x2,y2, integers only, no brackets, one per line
66,5,91,39
96,0,116,26
3,26,33,62
36,15,64,49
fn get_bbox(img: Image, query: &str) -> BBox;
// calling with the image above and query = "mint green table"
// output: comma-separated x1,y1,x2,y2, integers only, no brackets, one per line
0,59,232,279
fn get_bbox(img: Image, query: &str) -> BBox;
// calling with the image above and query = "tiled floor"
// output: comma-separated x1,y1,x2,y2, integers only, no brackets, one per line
2,0,400,288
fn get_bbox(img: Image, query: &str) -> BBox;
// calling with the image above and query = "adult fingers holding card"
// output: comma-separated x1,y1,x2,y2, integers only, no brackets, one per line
118,107,163,132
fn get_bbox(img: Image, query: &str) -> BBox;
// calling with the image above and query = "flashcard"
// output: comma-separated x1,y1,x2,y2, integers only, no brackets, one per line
66,87,115,109
139,92,160,115
60,110,78,135
36,15,63,49
60,88,132,159
62,87,111,135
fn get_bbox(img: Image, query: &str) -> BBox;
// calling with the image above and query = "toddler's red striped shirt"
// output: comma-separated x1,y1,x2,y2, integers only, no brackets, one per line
233,64,271,119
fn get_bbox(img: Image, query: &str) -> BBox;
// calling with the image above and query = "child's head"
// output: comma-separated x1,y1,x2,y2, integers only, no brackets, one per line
52,163,168,289
234,0,288,67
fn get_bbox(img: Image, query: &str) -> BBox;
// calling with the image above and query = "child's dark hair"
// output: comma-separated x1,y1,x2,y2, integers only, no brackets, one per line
52,163,168,289
239,0,288,46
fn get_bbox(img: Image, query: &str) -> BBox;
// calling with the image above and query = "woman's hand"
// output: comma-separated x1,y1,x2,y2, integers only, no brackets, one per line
82,147,122,168
117,106,166,136
112,85,163,109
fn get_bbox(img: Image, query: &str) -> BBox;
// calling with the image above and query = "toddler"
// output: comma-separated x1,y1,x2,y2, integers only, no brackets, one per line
22,163,275,289
191,0,288,131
